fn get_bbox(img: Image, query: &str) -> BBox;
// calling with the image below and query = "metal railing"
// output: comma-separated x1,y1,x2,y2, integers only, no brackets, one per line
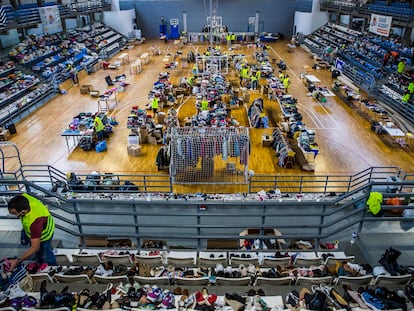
13,164,406,196
248,166,404,194
1,178,414,252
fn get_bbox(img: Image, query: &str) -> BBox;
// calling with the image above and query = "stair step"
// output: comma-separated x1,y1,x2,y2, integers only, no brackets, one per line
358,232,414,266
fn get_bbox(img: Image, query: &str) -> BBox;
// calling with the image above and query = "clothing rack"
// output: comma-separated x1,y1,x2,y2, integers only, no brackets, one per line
248,98,268,128
168,127,250,184
272,128,295,168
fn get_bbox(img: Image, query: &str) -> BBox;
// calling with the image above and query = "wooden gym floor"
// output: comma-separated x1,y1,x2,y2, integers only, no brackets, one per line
6,39,414,193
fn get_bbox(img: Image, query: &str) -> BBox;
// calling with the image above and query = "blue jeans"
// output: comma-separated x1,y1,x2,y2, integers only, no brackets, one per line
37,239,57,266
97,130,104,141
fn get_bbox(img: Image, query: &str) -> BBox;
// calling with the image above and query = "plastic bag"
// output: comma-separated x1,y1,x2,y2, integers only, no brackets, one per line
95,140,107,152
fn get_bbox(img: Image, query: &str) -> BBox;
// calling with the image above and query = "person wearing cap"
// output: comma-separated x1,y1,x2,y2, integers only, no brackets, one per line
7,193,57,271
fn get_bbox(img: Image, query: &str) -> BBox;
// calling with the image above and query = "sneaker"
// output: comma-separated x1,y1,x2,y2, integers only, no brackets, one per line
347,290,369,309
286,290,300,309
374,287,407,310
6,283,26,299
330,288,349,307
361,291,385,311
9,297,24,310
375,287,407,305
405,284,414,303
160,292,175,309
0,292,8,305
307,290,327,310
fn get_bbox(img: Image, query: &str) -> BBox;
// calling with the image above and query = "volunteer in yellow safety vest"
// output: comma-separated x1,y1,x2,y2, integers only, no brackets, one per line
283,75,291,93
152,95,159,115
7,193,57,271
94,114,105,141
201,97,209,110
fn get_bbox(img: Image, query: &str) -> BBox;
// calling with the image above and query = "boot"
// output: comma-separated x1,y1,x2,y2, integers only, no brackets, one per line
383,248,390,262
389,247,402,262
40,280,52,307
379,254,397,276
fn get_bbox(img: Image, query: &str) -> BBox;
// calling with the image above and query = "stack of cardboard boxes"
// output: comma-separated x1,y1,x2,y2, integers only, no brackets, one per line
127,129,141,156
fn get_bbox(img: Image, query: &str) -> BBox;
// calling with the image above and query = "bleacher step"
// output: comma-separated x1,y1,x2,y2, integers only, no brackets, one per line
358,232,414,266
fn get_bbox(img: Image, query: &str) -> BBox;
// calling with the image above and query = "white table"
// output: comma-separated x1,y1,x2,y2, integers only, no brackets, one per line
305,75,321,84
380,122,407,147
312,87,335,105
381,123,406,137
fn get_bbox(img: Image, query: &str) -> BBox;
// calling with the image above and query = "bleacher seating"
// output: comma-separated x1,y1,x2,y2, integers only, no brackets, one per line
303,22,414,127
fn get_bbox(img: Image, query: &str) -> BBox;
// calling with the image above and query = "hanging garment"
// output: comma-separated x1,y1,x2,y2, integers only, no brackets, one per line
222,137,228,160
366,192,383,216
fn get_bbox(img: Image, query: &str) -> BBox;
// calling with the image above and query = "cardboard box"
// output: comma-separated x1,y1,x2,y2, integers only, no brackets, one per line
140,126,148,143
147,136,157,145
244,93,250,104
157,112,166,124
81,236,108,247
127,145,141,156
207,239,238,249
80,85,92,94
0,129,10,141
222,94,230,104
262,135,274,147
90,90,100,97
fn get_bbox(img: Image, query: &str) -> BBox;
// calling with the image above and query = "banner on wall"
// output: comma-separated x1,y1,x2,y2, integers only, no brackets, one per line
38,6,63,35
369,13,392,37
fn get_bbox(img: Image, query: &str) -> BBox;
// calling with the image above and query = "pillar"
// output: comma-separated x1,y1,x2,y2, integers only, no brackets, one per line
182,11,187,33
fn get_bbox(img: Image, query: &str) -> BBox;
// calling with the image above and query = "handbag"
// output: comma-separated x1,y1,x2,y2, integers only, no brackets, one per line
20,230,30,246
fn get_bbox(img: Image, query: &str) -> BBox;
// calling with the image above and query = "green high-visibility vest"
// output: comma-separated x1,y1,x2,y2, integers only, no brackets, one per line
21,194,54,242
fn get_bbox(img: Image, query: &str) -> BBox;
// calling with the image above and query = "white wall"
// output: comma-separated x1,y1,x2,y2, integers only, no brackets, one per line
0,29,20,48
294,0,328,35
294,10,328,35
27,24,43,35
103,10,135,37
65,18,78,30
340,15,350,26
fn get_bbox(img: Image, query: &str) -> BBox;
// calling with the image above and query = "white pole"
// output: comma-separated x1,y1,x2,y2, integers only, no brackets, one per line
183,11,187,33
210,0,213,47
255,11,259,34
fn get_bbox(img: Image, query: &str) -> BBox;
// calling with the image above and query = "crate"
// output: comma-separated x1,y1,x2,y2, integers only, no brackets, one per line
207,239,238,249
262,135,274,147
90,90,100,97
0,129,10,141
82,236,108,247
80,85,92,94
147,136,157,145
127,145,141,156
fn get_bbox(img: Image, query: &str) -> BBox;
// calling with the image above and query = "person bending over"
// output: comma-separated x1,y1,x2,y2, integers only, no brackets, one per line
7,193,57,271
